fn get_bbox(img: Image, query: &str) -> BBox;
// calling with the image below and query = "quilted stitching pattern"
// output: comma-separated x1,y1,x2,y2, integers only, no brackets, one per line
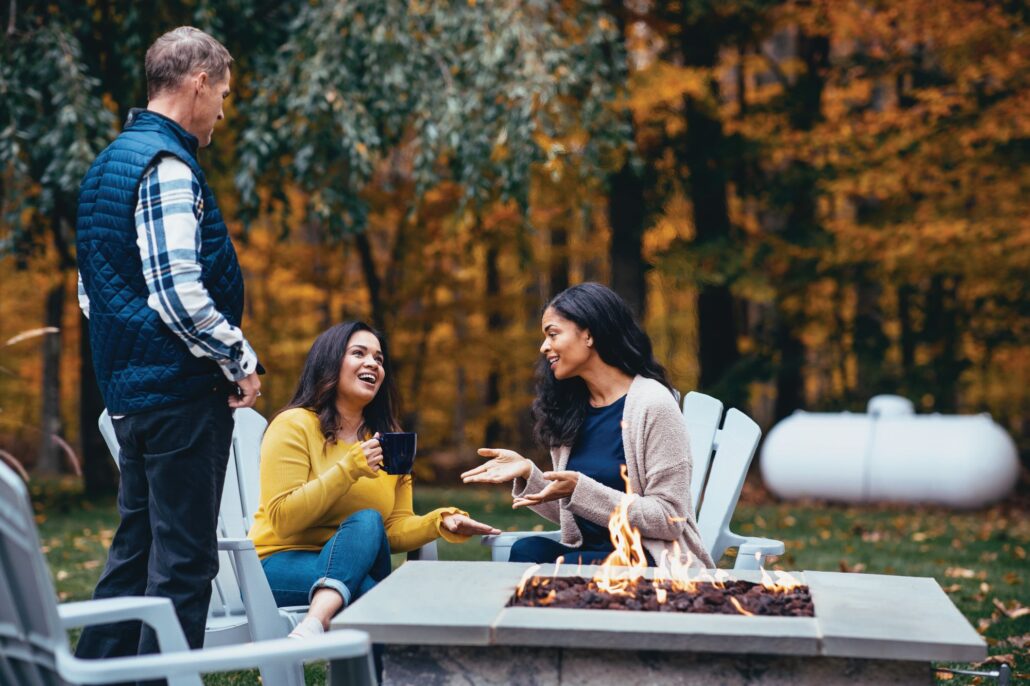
76,111,245,414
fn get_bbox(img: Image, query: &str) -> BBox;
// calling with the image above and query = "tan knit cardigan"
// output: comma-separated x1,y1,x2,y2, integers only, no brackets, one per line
513,375,715,568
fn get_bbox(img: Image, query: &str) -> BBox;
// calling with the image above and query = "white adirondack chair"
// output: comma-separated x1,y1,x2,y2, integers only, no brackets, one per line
482,391,784,569
98,408,436,682
0,460,374,686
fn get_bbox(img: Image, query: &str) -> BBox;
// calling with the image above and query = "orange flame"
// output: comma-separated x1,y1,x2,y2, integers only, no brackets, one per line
551,556,565,581
729,597,754,616
516,564,542,598
566,462,802,612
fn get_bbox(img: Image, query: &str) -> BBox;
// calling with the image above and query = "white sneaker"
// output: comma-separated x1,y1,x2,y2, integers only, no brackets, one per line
288,617,325,639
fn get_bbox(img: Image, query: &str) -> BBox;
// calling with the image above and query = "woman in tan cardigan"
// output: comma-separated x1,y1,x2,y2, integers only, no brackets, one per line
462,283,714,568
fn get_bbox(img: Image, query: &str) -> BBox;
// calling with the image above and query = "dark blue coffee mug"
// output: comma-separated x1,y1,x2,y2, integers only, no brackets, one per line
379,432,417,475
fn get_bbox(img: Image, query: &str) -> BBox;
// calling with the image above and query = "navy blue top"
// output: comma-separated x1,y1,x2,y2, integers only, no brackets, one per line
567,395,627,547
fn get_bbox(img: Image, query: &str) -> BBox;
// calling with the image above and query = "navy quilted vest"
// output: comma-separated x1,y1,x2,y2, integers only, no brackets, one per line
76,110,244,414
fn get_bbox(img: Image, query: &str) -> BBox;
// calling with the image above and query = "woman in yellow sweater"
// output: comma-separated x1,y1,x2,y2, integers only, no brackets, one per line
249,321,500,638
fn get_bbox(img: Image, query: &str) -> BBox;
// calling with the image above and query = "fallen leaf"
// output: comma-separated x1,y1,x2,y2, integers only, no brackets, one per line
81,560,101,570
945,567,977,579
979,582,991,594
1003,572,1021,585
56,570,69,581
935,671,954,680
1014,546,1026,560
943,584,962,593
911,532,928,542
992,598,1030,619
981,654,1015,667
1006,634,1030,649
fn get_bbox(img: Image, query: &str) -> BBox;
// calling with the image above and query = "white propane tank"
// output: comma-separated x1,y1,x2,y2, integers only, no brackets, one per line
760,395,1020,508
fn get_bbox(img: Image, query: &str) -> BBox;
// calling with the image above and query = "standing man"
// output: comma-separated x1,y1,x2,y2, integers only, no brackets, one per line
75,26,261,665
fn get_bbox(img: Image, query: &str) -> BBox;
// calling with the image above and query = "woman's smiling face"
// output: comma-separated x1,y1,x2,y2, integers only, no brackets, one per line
539,306,593,380
338,330,385,406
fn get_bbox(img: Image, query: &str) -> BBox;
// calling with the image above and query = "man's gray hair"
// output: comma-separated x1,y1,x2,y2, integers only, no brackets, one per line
145,26,232,99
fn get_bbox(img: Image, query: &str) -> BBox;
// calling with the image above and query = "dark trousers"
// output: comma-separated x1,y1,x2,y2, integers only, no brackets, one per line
509,535,656,566
74,392,233,682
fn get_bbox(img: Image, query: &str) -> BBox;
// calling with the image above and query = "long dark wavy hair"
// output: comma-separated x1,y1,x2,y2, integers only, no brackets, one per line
532,283,673,448
279,321,401,446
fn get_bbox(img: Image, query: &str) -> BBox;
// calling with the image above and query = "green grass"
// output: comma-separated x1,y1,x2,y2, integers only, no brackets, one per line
35,480,1028,685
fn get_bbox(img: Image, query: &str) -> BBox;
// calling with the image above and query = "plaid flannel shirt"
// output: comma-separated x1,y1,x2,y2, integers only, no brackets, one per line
78,155,257,383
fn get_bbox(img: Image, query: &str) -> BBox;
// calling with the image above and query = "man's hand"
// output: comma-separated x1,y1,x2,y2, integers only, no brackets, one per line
229,372,261,409
461,448,532,484
512,471,579,509
441,513,502,536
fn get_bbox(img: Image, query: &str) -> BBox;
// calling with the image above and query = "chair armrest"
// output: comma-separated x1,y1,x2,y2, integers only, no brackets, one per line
481,530,562,562
58,596,190,653
731,536,785,571
217,537,255,551
217,538,292,641
60,629,372,685
407,540,438,561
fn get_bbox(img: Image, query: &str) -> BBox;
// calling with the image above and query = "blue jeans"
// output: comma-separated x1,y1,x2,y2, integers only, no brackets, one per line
261,509,392,608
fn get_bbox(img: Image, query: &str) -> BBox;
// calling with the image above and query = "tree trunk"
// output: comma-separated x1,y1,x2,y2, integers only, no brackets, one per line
484,242,505,445
37,282,64,474
682,95,742,403
608,162,649,319
80,313,117,496
353,232,385,331
773,324,805,421
549,221,569,296
898,283,916,384
769,27,830,418
925,276,963,412
853,273,892,400
675,10,742,404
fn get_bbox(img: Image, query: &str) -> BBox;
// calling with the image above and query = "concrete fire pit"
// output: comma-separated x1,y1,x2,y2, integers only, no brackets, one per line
330,561,985,685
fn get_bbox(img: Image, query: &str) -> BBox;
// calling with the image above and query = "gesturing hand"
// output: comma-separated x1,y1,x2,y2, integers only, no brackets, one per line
461,448,532,484
441,513,502,536
512,471,579,509
360,434,383,472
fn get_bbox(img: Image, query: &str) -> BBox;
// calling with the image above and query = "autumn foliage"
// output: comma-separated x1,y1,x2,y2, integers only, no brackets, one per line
0,0,1026,483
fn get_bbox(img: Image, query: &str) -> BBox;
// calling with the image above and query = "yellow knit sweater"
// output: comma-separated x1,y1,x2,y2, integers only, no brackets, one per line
250,407,468,559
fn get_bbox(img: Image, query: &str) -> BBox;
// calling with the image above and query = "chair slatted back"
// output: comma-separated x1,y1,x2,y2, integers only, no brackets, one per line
694,408,762,561
0,462,69,685
98,409,268,630
681,392,724,514
228,409,268,534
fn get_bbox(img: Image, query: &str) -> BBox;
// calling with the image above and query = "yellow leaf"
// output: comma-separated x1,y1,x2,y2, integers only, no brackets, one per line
945,567,977,579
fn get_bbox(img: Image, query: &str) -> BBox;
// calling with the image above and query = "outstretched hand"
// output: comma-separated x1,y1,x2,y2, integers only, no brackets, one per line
512,471,579,509
461,448,532,484
441,513,502,536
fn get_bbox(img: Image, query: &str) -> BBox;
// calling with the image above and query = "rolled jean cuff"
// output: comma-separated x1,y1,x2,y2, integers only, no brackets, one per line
309,577,351,606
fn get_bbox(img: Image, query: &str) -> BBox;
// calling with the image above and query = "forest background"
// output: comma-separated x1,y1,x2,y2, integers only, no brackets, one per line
2,0,1027,496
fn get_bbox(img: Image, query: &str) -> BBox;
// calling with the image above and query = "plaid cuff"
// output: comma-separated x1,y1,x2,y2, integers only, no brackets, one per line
218,340,259,382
